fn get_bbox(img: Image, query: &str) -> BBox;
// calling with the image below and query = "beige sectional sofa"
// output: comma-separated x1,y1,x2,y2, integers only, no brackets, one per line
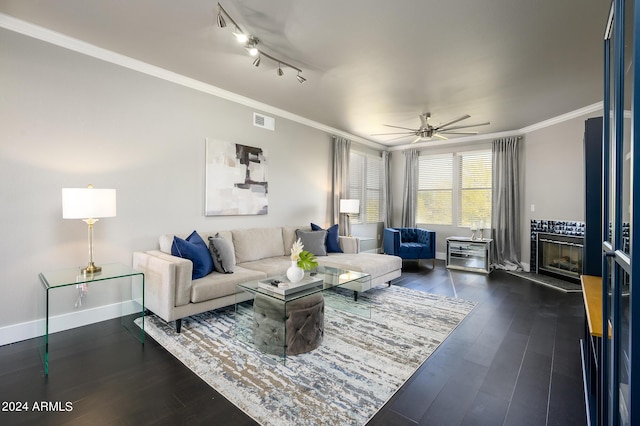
132,226,402,332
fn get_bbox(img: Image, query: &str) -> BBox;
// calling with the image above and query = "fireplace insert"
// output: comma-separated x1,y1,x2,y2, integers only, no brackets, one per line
536,232,584,283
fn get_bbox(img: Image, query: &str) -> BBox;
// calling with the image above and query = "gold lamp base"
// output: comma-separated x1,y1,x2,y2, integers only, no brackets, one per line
82,262,102,274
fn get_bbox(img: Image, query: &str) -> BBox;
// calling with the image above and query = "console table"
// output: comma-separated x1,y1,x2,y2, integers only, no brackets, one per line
446,236,493,274
38,263,145,375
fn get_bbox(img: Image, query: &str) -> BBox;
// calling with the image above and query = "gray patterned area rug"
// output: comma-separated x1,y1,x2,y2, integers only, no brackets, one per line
137,285,476,425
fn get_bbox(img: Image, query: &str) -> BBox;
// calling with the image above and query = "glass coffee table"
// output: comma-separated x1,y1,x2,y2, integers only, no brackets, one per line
235,265,370,361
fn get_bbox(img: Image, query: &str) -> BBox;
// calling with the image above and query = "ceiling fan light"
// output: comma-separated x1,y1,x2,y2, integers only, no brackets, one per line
296,73,306,83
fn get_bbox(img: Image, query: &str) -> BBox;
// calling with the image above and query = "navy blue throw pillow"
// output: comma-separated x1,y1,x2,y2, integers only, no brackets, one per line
171,231,214,279
311,223,343,253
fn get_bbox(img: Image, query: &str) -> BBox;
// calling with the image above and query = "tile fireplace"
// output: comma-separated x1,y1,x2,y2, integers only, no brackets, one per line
530,220,585,283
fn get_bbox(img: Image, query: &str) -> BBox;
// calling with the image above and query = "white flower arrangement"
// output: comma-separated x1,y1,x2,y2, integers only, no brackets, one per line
290,238,304,261
290,238,319,270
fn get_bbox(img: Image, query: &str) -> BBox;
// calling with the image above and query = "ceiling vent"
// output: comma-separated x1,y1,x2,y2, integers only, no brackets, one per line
253,113,275,131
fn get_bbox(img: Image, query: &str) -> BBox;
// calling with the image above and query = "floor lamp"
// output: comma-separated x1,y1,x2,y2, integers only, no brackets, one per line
62,185,117,274
339,199,360,237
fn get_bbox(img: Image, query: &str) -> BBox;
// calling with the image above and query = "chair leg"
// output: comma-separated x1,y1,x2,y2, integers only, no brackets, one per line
432,258,435,268
175,318,182,333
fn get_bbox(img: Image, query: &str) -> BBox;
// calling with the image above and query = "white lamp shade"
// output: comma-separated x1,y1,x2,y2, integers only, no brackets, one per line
62,187,117,219
339,199,360,214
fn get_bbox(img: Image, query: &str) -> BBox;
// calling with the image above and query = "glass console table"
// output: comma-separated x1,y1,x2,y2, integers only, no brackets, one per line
38,263,145,375
446,236,493,274
235,265,371,362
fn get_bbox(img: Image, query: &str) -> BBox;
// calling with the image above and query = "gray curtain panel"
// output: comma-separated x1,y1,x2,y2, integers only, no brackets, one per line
402,149,418,227
382,151,392,228
492,136,523,270
332,136,351,236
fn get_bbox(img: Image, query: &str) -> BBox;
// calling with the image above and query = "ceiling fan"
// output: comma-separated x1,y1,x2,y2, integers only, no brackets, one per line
372,112,490,143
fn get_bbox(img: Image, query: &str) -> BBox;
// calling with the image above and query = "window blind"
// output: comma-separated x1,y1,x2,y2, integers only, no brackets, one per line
458,151,492,227
417,154,453,224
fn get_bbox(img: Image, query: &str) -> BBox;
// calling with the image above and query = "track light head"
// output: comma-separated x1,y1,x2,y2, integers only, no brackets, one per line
245,37,259,56
277,64,284,76
216,11,226,28
253,56,261,67
233,28,248,43
216,4,227,28
296,73,306,84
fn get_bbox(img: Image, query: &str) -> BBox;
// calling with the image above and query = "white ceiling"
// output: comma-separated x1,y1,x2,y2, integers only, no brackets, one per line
0,0,610,148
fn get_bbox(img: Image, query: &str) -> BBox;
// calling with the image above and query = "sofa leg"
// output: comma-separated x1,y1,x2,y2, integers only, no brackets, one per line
175,318,182,333
432,258,435,268
353,291,359,302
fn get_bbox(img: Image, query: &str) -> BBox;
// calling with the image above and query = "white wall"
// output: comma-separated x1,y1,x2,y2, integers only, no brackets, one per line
521,109,603,266
0,28,343,337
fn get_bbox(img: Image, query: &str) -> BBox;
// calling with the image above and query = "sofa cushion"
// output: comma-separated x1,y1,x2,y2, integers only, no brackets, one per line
237,256,291,277
191,266,266,303
208,234,235,274
311,223,343,253
171,231,214,279
283,225,310,254
317,253,402,278
232,227,286,263
296,229,328,256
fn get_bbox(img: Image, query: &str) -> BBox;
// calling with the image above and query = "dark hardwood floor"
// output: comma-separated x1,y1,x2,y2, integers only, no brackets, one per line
0,261,586,425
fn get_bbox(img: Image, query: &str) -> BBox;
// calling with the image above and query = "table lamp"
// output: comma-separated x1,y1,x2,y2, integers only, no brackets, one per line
339,199,360,236
62,185,116,274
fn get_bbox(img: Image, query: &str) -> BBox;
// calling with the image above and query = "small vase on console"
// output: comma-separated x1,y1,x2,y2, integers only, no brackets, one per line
286,260,304,283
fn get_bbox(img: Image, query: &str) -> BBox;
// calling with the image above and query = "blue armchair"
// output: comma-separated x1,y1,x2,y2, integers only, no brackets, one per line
383,227,436,267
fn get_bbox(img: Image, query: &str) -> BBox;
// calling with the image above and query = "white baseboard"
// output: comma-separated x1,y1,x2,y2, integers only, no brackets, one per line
0,300,142,347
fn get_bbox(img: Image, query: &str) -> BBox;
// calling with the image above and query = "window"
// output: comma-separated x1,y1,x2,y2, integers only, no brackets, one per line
458,151,492,227
417,154,453,225
349,151,383,223
417,150,492,227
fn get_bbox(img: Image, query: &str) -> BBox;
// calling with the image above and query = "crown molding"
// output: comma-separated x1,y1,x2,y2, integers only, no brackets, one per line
518,102,603,133
0,13,386,151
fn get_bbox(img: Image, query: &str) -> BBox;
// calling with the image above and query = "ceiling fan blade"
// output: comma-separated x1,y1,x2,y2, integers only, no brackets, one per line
434,114,470,131
440,121,490,131
411,136,423,144
384,124,420,131
371,131,415,136
433,133,449,140
439,131,479,135
385,134,416,142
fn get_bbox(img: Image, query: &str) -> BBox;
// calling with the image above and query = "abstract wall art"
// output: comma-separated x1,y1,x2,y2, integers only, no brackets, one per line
205,139,268,216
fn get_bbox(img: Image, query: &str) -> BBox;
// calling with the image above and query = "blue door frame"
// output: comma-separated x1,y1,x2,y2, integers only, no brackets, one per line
602,0,639,424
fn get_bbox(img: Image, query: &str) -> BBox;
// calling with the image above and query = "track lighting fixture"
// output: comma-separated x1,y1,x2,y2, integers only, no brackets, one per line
215,2,306,83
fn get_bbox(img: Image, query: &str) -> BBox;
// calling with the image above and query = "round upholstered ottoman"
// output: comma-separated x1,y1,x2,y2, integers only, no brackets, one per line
252,292,324,356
